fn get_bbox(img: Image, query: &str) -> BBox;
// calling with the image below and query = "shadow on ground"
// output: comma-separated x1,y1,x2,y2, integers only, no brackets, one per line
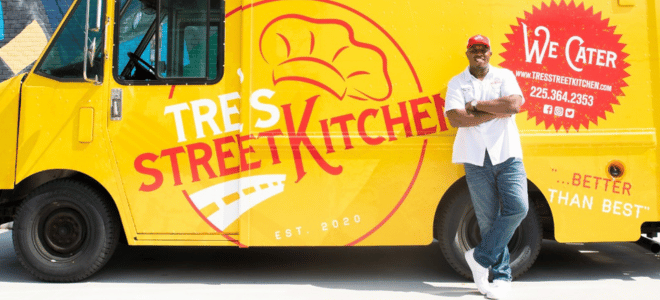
1,231,659,297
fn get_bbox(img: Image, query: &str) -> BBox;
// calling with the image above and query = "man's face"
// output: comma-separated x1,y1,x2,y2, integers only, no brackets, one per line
466,45,492,69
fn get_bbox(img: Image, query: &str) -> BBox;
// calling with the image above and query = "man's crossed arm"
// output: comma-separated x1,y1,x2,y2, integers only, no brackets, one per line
446,95,522,128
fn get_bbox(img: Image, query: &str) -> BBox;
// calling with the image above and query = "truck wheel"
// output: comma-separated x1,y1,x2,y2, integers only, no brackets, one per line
13,179,120,282
436,186,542,280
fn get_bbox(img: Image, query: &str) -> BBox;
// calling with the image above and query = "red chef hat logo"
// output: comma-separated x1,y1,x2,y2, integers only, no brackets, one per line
259,14,392,101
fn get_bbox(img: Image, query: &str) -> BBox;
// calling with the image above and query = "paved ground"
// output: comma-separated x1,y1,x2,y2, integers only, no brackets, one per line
1,229,659,300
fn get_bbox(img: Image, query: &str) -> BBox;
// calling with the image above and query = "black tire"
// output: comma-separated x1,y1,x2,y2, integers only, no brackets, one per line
13,179,120,282
436,184,542,280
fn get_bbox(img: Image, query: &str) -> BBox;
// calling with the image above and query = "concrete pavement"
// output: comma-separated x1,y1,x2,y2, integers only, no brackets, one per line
0,230,659,300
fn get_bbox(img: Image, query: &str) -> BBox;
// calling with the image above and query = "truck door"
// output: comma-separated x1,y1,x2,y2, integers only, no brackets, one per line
17,0,107,177
107,0,243,240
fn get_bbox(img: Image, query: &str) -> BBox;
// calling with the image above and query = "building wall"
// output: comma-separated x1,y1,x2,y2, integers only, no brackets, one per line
0,0,73,82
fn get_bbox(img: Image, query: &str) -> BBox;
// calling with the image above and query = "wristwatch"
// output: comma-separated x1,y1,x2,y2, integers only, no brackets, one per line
470,100,479,111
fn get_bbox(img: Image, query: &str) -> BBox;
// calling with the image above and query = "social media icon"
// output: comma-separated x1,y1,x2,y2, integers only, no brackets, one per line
554,106,564,117
565,108,575,118
543,105,553,115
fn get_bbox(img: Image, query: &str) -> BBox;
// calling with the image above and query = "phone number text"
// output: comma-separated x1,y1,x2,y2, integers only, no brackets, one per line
530,86,594,107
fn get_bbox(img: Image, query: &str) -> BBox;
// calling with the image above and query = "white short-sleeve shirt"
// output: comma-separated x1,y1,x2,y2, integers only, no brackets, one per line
444,65,525,166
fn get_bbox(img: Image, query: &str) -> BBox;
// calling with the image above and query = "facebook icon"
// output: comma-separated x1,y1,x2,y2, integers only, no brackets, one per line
543,104,553,115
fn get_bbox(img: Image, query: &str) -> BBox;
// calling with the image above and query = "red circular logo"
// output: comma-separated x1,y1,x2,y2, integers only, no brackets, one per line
500,1,630,131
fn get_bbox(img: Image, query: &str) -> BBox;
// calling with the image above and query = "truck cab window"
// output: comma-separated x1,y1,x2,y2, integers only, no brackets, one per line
115,0,224,83
35,0,105,80
116,0,158,80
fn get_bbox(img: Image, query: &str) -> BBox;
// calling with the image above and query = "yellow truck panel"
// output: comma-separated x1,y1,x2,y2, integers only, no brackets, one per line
221,0,657,245
0,76,22,189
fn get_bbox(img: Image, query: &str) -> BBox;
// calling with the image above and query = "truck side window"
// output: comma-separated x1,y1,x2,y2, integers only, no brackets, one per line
35,0,105,80
115,0,224,83
116,0,158,81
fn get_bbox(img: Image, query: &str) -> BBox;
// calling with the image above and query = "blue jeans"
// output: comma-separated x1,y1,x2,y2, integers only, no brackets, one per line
464,154,528,282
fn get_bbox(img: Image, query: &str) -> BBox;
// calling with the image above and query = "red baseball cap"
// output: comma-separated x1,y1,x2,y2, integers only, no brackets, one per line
467,34,490,49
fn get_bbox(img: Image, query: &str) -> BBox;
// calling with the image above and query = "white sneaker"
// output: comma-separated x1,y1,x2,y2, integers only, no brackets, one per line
465,249,490,295
486,280,512,299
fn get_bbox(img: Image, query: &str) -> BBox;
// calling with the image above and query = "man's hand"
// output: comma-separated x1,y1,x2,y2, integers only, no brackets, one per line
465,101,477,114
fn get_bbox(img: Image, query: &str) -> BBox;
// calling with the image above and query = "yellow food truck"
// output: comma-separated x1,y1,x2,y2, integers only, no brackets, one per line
0,0,658,282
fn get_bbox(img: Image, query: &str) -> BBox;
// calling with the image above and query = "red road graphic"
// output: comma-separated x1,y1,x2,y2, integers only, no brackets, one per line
182,190,248,248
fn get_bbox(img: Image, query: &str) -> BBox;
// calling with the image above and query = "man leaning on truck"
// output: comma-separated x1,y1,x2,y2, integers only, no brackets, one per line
444,34,529,299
